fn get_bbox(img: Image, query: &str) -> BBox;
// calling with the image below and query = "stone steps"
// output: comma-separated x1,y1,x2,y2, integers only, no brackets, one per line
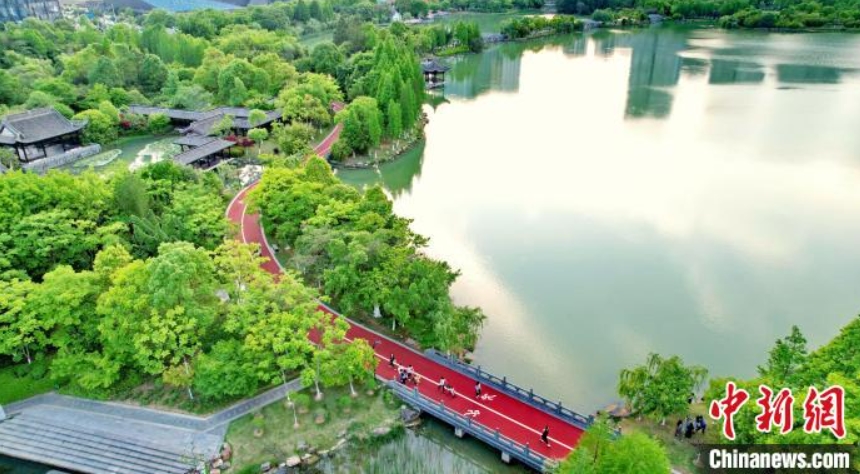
7,413,195,467
0,413,194,474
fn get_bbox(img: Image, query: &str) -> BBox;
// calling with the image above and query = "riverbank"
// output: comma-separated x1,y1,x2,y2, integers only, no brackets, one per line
331,116,426,170
619,402,715,474
226,384,406,472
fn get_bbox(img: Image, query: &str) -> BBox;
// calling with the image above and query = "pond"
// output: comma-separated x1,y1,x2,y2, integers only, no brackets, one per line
62,135,180,176
338,26,860,412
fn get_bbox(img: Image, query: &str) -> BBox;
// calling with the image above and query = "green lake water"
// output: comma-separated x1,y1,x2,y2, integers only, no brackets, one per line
338,27,860,413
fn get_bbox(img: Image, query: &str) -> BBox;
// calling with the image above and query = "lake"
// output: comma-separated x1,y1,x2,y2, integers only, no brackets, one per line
339,27,860,412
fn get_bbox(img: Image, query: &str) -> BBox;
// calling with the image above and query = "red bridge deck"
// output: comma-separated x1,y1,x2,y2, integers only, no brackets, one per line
225,126,585,470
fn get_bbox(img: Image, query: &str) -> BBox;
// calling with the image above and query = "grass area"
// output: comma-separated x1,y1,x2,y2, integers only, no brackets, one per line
226,384,403,470
432,11,542,33
0,359,56,405
620,403,716,474
336,123,423,169
299,30,335,48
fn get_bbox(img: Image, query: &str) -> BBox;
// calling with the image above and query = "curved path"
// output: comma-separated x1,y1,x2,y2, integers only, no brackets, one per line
225,121,584,468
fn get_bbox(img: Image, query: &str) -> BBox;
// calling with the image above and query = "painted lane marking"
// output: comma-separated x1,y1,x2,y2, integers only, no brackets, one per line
343,335,574,452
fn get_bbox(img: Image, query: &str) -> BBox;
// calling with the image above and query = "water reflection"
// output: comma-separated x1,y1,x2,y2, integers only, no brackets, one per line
442,27,860,118
708,59,765,84
341,28,860,411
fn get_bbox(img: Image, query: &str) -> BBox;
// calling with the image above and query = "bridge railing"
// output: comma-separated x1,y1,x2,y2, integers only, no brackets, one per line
424,349,594,431
386,381,554,472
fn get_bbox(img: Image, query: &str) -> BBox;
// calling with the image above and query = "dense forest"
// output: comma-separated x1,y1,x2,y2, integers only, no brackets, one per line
0,162,374,407
0,2,497,406
559,0,860,29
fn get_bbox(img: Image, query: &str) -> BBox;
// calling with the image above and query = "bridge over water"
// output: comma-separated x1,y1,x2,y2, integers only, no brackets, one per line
226,126,591,471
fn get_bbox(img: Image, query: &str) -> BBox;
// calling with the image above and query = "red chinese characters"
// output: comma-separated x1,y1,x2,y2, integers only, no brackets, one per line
709,381,750,440
803,385,846,439
755,385,794,434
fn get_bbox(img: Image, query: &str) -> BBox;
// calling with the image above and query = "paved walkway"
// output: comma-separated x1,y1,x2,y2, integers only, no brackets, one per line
226,160,589,469
6,378,302,433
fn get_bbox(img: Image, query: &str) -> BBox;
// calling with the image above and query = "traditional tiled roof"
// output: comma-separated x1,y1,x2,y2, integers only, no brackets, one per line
421,58,450,73
0,108,87,144
173,134,215,147
127,105,215,122
173,138,233,166
130,105,282,136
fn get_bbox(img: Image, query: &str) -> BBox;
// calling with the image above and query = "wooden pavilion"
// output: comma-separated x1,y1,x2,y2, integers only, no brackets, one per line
421,58,450,89
0,108,87,164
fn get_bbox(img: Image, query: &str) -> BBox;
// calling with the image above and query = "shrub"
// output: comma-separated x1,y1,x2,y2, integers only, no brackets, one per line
147,113,172,135
337,395,353,411
331,140,352,162
293,392,311,411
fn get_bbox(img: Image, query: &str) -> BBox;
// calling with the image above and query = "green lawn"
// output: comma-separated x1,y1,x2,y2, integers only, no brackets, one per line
0,359,56,405
299,30,335,48
620,403,716,473
226,384,402,470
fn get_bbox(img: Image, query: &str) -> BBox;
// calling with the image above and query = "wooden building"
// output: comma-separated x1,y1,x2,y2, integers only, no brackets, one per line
0,108,87,164
172,136,235,170
127,105,282,136
421,58,450,89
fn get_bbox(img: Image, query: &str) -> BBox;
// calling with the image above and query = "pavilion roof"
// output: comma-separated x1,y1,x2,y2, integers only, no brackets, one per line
421,58,450,73
0,108,87,144
173,138,233,166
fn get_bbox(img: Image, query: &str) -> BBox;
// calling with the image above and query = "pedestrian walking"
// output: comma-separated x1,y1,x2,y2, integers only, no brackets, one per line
695,415,706,434
540,425,550,447
475,381,482,398
388,353,396,368
684,417,694,439
674,419,683,439
438,376,446,391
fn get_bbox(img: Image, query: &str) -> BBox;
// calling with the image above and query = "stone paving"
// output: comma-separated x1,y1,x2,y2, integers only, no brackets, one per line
1,379,302,473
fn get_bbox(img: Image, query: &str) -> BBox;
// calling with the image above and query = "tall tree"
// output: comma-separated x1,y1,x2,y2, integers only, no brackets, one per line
618,353,707,424
757,325,807,385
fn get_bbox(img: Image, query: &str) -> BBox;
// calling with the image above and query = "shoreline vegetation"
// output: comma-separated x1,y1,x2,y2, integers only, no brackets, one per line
1,2,859,472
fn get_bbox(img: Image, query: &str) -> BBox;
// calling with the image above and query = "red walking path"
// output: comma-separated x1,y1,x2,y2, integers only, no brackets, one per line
225,122,585,470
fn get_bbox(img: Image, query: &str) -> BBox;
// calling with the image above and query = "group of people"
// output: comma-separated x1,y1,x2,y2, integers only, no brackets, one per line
387,352,554,449
391,354,421,387
675,415,707,439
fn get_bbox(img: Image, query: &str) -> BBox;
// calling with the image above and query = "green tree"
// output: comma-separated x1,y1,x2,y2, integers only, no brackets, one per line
0,70,24,105
248,128,269,155
273,122,314,157
308,42,346,78
280,90,331,128
88,57,122,88
229,77,249,107
97,242,219,399
0,148,19,171
74,109,118,145
147,113,172,135
337,96,382,154
558,419,670,474
757,325,807,385
618,353,707,424
193,339,260,401
98,100,120,125
0,279,46,364
211,114,235,137
386,100,402,139
139,53,169,94
248,109,268,128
